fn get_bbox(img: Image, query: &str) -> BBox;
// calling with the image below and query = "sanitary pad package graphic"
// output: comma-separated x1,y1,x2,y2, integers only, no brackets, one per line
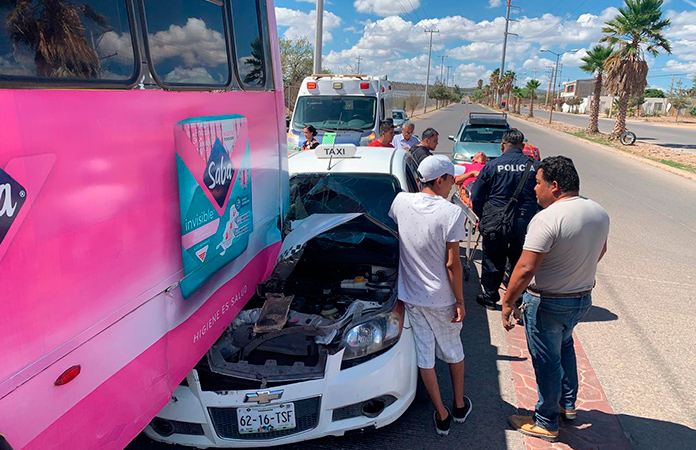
175,115,253,299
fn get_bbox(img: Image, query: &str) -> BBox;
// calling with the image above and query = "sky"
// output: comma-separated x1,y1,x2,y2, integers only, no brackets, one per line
274,0,696,92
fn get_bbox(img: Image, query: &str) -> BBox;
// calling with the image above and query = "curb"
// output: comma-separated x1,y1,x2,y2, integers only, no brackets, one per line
506,112,696,182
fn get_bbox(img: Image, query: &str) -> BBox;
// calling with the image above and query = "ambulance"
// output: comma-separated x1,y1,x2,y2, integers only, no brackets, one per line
288,74,393,150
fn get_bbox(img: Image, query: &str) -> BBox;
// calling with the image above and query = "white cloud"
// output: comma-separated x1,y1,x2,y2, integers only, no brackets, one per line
147,18,227,67
449,41,531,63
561,48,589,67
522,56,555,70
662,59,696,72
354,0,421,17
453,63,492,87
275,7,342,42
488,0,502,8
164,67,217,84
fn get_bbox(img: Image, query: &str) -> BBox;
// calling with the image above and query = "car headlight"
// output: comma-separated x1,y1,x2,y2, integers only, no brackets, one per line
341,301,404,360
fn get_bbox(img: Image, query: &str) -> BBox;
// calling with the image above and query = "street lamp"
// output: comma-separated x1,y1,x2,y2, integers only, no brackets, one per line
540,48,580,124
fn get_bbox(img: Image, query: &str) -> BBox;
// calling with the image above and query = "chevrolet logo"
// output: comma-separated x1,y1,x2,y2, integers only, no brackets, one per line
244,389,283,404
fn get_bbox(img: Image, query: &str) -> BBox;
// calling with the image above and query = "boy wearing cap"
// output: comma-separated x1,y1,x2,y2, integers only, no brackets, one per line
388,155,473,436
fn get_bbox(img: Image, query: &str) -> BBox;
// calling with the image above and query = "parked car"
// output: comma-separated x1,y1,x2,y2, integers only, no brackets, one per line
392,109,408,134
144,146,421,448
450,112,511,163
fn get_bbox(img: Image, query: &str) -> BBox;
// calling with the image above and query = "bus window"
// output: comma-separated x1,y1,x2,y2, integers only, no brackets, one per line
0,0,136,82
142,0,230,87
230,0,265,89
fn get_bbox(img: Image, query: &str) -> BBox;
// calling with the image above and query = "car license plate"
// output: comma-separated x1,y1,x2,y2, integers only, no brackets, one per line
237,403,296,434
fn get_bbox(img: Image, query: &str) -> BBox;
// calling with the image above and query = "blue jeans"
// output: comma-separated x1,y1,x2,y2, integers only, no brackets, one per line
521,291,592,432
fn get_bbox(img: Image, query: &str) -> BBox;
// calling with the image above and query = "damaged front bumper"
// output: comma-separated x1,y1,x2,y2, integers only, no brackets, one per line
143,324,417,448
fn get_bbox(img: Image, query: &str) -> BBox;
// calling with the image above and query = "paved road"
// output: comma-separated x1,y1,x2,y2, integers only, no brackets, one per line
469,103,696,448
520,106,696,153
127,104,696,450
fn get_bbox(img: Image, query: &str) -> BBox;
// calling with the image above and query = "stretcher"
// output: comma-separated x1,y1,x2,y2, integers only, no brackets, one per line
451,184,481,281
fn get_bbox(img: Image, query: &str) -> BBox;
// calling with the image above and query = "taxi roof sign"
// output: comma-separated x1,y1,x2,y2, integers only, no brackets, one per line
315,144,357,159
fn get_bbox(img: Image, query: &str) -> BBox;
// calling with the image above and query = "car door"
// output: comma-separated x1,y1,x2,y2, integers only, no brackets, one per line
404,156,421,193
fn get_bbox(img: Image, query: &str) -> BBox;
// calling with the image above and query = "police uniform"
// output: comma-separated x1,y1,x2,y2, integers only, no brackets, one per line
470,148,538,305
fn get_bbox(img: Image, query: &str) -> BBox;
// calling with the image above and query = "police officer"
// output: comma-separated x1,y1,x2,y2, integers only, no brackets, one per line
470,128,538,309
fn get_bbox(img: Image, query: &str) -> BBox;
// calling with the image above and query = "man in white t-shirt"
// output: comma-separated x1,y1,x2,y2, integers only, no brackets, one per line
500,156,609,442
388,155,472,436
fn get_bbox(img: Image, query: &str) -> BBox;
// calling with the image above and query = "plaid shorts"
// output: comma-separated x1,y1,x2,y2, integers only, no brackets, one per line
405,303,465,369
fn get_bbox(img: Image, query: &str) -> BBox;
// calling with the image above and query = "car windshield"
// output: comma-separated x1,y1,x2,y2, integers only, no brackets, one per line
392,111,405,120
287,173,400,229
460,127,507,143
292,96,377,131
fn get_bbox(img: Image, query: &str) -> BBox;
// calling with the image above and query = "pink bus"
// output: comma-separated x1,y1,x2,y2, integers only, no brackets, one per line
0,1,287,449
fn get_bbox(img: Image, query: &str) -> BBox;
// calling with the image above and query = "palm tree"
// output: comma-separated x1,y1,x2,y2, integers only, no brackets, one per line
580,45,614,133
483,85,492,106
489,69,500,107
477,79,483,90
503,71,516,112
601,0,671,138
3,0,110,78
526,79,542,118
511,86,523,114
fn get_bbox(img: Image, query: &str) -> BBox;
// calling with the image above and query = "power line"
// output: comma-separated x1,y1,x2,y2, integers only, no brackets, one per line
406,0,422,22
523,0,590,39
394,0,419,24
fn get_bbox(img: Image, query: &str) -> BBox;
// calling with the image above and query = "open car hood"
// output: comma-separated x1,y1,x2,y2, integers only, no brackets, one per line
262,213,398,292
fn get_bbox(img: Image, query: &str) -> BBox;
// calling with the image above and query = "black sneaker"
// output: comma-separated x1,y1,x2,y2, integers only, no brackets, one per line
476,294,497,310
453,396,473,423
433,407,452,436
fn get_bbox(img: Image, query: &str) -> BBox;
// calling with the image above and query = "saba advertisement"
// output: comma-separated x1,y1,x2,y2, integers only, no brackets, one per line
175,115,253,299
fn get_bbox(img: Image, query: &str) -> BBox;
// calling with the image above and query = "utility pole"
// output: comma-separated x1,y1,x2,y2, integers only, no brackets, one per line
356,56,362,74
423,29,439,114
497,0,515,105
313,0,324,74
549,54,560,123
545,67,554,107
532,67,538,80
439,55,448,83
555,63,564,105
669,74,675,94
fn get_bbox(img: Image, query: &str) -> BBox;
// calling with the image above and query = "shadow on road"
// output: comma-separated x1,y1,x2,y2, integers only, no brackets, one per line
580,305,618,322
513,406,696,450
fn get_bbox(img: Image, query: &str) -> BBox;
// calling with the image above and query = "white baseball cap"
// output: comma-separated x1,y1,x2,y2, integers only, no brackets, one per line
417,155,455,182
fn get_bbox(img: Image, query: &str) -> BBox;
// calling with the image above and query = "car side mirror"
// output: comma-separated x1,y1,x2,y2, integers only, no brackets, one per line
448,135,455,141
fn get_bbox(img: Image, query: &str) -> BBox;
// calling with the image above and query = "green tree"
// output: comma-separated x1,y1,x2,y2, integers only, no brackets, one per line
406,92,421,116
477,79,483,89
628,93,645,116
526,79,542,118
580,44,614,133
644,88,665,97
667,80,691,122
501,71,516,112
279,37,313,87
428,82,450,107
601,0,672,138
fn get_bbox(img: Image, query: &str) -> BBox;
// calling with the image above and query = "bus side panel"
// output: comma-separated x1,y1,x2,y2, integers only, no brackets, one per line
5,242,280,450
0,87,284,448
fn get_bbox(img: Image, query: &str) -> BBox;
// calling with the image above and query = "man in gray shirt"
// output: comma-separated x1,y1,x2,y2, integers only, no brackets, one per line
500,156,610,442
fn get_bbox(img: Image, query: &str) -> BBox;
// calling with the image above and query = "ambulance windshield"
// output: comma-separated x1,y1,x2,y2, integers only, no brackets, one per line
292,96,377,132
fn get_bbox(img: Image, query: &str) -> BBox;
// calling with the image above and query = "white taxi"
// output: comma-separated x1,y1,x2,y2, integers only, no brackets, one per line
144,146,422,448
